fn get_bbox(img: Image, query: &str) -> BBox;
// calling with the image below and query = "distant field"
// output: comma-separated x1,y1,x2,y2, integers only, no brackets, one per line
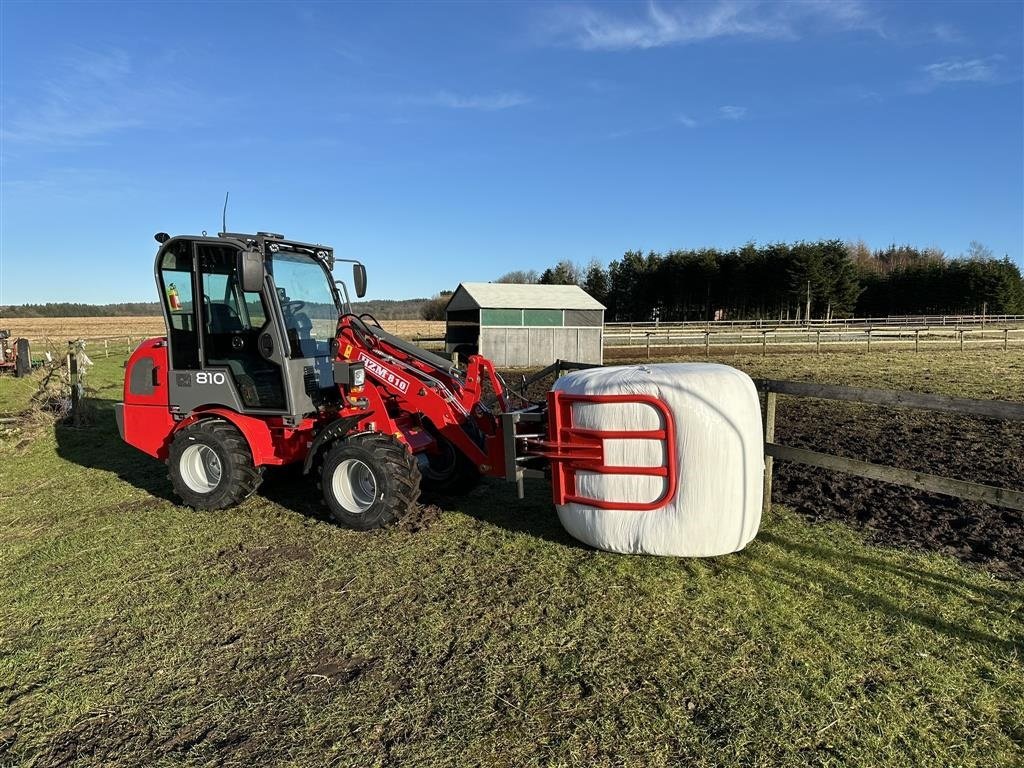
3,316,166,344
378,319,445,339
3,317,446,345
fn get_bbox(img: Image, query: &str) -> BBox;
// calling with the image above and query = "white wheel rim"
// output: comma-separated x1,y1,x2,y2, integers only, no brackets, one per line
331,458,378,514
179,444,223,493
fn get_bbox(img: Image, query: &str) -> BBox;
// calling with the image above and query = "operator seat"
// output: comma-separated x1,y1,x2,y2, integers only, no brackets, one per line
208,303,244,333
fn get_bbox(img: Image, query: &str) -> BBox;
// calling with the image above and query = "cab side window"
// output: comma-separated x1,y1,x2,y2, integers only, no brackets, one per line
245,293,267,328
203,272,245,333
160,244,199,369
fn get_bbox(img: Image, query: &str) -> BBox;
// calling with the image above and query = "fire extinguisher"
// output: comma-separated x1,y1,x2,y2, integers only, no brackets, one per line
168,283,182,311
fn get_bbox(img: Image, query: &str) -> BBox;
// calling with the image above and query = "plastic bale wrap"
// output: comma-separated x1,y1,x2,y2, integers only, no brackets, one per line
552,363,763,556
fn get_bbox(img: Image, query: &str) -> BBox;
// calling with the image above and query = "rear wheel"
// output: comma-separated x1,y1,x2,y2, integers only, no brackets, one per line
320,433,420,530
168,419,262,509
419,435,480,496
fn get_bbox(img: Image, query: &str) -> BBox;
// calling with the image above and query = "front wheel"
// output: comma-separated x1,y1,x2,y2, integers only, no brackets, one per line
319,433,421,530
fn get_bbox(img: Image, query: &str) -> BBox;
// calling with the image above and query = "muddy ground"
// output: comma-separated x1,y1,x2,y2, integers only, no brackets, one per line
512,368,1024,578
773,401,1024,578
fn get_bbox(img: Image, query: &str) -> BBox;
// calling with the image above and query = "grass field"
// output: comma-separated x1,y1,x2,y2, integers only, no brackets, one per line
1,350,1022,767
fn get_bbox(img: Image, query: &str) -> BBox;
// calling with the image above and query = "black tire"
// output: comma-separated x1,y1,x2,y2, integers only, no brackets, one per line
319,433,421,530
168,419,262,510
419,435,481,496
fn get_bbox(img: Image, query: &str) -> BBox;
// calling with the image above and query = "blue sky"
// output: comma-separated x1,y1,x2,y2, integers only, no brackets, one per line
2,1,1022,304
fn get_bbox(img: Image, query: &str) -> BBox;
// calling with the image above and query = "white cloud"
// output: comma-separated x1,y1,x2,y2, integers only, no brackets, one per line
540,0,882,51
1,48,189,146
428,90,532,111
922,56,1002,85
676,114,698,128
719,105,748,120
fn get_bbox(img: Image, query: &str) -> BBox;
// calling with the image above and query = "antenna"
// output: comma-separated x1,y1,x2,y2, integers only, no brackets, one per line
221,191,230,234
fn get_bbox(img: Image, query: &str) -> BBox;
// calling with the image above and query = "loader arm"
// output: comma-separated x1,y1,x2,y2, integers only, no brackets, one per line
334,314,511,476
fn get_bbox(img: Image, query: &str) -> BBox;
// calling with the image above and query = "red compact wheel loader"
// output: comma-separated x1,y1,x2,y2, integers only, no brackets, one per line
118,231,671,529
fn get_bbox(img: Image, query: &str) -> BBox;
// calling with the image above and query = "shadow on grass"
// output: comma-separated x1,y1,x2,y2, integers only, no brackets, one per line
54,400,338,521
763,530,1020,600
755,530,1023,655
452,477,589,550
54,400,178,504
54,400,578,546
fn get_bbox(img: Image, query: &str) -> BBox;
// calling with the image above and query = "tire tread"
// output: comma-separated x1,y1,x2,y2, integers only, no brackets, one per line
319,432,421,530
168,418,261,510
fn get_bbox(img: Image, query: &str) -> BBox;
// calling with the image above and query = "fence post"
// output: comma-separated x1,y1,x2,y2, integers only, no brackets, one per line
915,328,920,353
704,331,710,358
815,329,821,354
1005,328,1009,351
68,348,82,426
646,333,651,360
762,331,768,357
959,329,964,352
867,328,872,351
104,339,109,358
762,391,777,516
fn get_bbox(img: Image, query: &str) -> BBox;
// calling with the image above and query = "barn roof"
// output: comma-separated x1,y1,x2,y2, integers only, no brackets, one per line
446,282,605,312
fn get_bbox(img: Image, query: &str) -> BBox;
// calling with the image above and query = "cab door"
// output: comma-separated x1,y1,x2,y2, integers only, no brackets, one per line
196,244,287,411
158,239,290,416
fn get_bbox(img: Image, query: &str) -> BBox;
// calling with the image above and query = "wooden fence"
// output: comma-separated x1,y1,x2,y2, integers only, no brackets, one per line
607,314,1024,331
756,379,1024,515
605,322,1024,355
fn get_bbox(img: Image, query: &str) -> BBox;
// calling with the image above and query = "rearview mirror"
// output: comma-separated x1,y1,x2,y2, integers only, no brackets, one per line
238,249,265,293
353,263,367,298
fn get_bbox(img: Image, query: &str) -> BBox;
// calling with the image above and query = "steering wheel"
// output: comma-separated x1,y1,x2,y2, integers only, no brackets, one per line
282,299,306,313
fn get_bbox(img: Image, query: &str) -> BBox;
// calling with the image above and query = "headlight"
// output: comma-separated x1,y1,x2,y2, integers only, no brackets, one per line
353,367,365,387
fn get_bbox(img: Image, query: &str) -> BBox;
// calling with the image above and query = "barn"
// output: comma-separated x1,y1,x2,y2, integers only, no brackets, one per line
444,282,605,367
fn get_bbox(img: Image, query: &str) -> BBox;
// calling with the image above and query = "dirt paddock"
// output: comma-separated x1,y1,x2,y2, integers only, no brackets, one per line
773,401,1024,578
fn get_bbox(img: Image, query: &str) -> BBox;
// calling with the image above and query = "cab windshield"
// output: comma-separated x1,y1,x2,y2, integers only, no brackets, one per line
267,249,340,358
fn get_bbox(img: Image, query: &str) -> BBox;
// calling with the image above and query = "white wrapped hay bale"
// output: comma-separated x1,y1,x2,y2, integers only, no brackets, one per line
551,363,763,556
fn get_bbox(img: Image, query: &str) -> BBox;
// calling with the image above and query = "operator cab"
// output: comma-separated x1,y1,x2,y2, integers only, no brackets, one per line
153,231,366,422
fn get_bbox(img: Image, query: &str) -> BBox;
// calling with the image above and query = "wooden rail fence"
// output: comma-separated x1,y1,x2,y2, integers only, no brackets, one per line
756,379,1024,514
606,325,1024,355
607,313,1024,331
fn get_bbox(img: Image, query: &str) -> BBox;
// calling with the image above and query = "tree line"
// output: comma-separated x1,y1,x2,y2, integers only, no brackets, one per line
499,240,1024,321
10,241,1019,324
0,302,164,318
